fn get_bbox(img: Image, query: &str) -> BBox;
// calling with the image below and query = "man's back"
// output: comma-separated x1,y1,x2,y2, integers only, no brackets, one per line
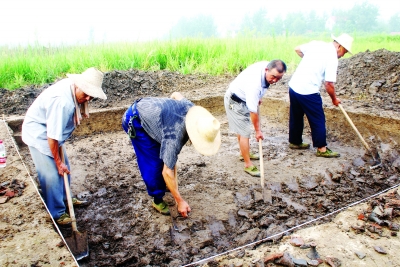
289,41,338,95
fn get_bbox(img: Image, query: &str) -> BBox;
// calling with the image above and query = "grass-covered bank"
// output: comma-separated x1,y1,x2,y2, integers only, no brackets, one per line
1,34,399,90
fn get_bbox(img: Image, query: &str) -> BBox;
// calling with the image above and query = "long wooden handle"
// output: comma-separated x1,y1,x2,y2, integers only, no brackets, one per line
258,106,265,188
338,104,371,151
60,145,77,231
259,140,265,188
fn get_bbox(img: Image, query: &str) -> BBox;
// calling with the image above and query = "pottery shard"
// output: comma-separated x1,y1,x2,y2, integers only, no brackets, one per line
325,256,341,267
373,246,387,254
289,236,305,247
264,252,284,263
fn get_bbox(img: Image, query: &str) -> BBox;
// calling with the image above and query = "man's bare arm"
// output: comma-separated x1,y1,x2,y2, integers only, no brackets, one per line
48,138,70,176
325,81,341,106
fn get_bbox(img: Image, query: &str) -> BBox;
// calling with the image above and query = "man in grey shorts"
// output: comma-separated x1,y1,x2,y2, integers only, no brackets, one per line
224,60,287,177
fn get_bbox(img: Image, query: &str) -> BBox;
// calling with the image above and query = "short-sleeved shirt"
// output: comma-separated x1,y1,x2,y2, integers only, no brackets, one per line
137,97,194,169
22,78,76,157
226,61,270,113
289,41,338,95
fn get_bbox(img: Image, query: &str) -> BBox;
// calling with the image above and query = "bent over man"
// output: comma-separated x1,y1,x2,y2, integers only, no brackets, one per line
288,33,353,157
22,67,107,225
224,60,287,177
122,92,221,218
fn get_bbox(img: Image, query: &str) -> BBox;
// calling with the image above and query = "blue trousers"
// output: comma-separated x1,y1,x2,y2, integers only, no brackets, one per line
28,145,71,220
289,88,327,148
122,103,166,200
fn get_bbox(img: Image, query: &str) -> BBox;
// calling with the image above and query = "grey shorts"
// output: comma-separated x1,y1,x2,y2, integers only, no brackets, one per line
224,92,252,138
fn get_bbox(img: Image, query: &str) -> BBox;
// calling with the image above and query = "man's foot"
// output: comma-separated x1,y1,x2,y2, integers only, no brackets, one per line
289,143,310,149
56,213,72,225
72,198,88,207
239,153,260,161
152,201,170,215
316,147,340,158
244,166,260,177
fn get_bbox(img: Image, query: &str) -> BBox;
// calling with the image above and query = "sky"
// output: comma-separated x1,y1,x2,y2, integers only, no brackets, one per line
1,0,399,47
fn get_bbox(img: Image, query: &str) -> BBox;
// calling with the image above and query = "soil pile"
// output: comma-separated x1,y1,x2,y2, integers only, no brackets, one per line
0,71,233,116
336,49,400,111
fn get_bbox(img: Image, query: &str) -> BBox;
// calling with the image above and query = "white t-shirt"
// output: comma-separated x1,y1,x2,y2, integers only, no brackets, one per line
289,41,338,95
226,61,270,113
22,78,76,157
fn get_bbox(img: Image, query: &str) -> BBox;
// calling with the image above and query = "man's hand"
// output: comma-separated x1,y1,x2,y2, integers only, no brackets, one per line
332,97,341,106
57,162,70,176
162,164,191,218
177,199,191,218
255,130,264,142
48,138,70,177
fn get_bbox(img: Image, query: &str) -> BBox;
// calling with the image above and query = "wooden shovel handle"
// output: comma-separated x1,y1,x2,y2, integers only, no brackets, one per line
258,106,265,188
59,145,78,231
259,140,265,188
338,104,372,152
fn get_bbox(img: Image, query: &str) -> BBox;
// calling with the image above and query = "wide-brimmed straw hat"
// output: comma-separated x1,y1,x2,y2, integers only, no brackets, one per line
331,33,353,55
67,67,107,99
186,106,221,156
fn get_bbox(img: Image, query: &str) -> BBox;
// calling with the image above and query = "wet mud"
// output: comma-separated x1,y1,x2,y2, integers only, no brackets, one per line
2,49,400,266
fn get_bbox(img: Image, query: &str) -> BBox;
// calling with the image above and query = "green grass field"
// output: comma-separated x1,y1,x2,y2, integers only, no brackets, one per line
1,34,399,90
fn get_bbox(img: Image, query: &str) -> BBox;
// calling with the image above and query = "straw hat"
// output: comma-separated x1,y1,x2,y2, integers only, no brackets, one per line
186,106,221,156
331,33,353,55
67,67,107,99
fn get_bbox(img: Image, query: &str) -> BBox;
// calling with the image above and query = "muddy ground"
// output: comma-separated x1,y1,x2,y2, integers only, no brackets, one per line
1,49,400,267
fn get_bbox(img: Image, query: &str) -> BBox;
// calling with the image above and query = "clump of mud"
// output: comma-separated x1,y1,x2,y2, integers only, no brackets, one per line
336,49,400,111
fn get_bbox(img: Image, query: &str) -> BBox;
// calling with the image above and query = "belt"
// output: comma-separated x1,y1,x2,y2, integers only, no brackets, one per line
231,93,246,105
127,99,141,138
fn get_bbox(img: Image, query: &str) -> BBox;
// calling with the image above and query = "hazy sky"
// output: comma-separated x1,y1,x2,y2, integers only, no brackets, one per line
1,0,399,46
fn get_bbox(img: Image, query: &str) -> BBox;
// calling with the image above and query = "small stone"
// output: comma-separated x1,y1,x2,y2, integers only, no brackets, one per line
373,246,387,254
354,251,366,259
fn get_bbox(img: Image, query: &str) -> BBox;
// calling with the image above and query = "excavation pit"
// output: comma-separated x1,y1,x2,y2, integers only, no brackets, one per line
1,49,400,266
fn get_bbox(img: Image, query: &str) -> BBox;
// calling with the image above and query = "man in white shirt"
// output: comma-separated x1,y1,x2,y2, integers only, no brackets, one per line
22,67,107,225
224,60,287,177
288,34,353,157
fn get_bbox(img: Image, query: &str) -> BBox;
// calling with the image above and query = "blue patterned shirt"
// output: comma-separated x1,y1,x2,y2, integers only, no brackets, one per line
137,97,194,169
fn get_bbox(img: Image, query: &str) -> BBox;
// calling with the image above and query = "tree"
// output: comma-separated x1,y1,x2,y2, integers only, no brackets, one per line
388,13,400,33
332,1,379,33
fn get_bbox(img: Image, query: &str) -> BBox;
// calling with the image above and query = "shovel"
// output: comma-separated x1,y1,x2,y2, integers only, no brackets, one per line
258,106,272,203
338,104,381,169
59,145,89,260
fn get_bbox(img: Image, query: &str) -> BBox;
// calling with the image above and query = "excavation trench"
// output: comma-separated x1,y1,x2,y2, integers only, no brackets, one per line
5,91,400,267
1,49,400,266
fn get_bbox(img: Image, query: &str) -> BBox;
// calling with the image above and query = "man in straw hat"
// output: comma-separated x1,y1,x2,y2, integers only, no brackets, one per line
22,67,107,225
287,33,353,158
122,92,221,218
224,60,287,177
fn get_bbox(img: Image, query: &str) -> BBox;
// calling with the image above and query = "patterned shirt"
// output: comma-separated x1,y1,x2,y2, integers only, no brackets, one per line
137,97,194,169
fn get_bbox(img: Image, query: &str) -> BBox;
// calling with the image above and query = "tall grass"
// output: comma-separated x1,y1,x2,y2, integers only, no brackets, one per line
1,34,399,90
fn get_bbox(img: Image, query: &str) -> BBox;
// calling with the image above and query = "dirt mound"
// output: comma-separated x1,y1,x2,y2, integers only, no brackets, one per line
0,70,233,116
336,49,400,111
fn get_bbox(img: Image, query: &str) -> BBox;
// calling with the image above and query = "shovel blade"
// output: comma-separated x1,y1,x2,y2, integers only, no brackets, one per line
263,187,272,203
65,231,89,261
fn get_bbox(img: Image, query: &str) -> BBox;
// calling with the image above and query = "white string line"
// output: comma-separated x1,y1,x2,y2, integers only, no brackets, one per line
1,118,80,266
183,183,400,267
